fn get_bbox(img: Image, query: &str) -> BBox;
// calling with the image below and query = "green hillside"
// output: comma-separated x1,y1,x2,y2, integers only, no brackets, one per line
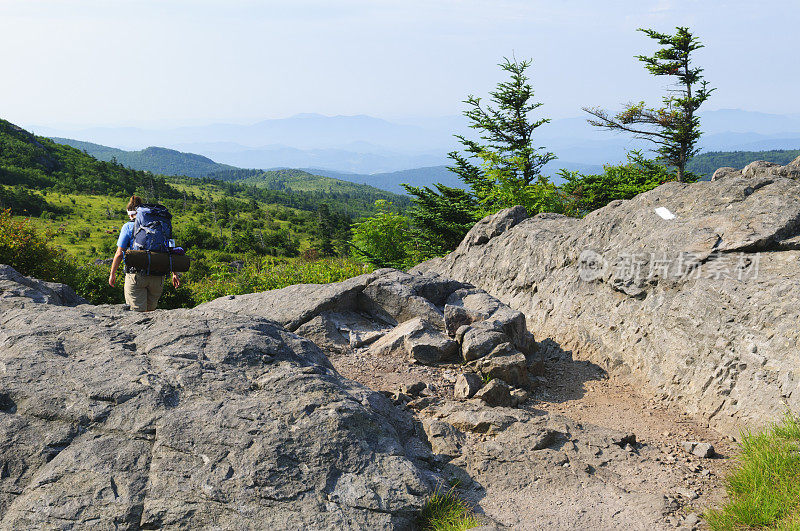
0,119,174,197
1,118,374,309
51,138,237,178
688,149,800,179
48,136,411,212
207,168,412,212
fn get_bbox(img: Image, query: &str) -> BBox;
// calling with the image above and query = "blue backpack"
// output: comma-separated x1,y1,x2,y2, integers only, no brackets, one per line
132,204,172,253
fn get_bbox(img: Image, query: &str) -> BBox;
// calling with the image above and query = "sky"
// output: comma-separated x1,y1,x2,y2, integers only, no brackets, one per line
2,0,799,129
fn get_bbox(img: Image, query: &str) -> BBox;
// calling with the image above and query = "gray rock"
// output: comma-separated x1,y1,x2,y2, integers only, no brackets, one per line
740,157,800,180
444,303,475,336
407,332,460,365
360,275,446,329
460,205,528,247
743,160,782,179
684,512,701,528
711,166,741,181
200,270,378,331
400,381,427,397
422,418,466,457
434,402,528,434
348,328,385,348
0,264,85,308
460,322,508,362
201,268,526,367
415,177,800,437
454,373,484,399
367,317,459,365
474,379,513,407
0,267,436,529
367,318,427,357
294,312,349,354
446,288,537,357
510,388,530,407
469,342,529,388
682,441,715,458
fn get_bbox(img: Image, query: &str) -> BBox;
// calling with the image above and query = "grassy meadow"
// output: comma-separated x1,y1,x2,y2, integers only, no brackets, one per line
5,180,372,308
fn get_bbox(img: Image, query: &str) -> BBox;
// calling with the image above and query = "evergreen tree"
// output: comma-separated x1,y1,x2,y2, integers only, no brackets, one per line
404,57,555,259
401,183,481,258
582,27,714,182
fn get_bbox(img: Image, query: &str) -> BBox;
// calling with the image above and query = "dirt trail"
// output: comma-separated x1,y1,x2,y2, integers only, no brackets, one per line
526,354,736,526
328,347,736,530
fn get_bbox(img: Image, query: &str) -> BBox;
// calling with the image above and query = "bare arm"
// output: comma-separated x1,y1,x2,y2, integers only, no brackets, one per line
108,247,125,287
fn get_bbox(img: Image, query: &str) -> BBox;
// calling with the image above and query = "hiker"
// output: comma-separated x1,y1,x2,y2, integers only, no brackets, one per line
108,195,180,312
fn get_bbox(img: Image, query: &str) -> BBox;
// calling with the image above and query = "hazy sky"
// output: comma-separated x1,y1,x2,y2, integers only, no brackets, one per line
2,0,798,128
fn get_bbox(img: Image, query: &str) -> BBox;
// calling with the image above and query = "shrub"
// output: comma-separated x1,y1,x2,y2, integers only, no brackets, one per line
0,209,62,280
188,256,371,304
559,151,693,216
62,263,124,305
351,200,415,269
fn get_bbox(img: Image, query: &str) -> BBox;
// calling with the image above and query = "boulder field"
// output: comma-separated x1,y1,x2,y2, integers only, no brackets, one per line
414,164,800,437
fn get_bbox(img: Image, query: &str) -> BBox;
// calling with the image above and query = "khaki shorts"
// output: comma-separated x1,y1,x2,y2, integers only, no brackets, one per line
124,272,164,312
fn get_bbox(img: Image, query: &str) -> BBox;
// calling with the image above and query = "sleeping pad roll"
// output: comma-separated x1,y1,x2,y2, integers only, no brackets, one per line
124,250,191,275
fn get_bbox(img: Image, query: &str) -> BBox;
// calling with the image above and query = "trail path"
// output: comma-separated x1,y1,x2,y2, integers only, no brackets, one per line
328,347,735,530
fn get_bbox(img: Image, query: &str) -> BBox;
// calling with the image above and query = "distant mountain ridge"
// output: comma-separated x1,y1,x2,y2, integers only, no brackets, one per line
51,138,237,178
30,109,800,174
48,134,800,195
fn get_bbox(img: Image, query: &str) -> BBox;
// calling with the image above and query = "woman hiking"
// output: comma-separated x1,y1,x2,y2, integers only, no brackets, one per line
108,195,180,311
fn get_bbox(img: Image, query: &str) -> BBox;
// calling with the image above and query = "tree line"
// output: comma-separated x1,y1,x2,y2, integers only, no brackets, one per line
352,26,714,269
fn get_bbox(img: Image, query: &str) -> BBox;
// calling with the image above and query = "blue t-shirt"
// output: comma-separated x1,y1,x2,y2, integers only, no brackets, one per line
117,221,134,249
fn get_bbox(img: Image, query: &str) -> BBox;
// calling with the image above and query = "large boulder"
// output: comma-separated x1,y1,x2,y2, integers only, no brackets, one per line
0,267,436,529
365,317,459,365
414,175,800,436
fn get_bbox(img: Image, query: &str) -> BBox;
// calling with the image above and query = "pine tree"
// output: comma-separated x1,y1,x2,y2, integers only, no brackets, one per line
404,57,555,259
583,27,713,182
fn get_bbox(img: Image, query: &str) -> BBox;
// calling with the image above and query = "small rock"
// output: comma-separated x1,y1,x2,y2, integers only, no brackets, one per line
407,396,437,410
510,388,529,407
682,441,714,458
367,317,458,365
400,381,427,397
474,379,512,407
444,304,474,336
460,323,508,362
422,419,466,457
392,392,411,405
454,373,484,399
469,342,529,388
677,488,698,501
684,512,700,528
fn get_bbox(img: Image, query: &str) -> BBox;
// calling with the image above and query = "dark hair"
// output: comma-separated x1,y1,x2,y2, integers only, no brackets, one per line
126,195,143,211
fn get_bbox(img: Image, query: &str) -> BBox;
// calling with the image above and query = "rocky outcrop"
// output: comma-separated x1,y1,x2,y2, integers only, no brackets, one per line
203,268,541,390
0,267,437,529
0,264,546,528
414,175,800,437
711,155,800,181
